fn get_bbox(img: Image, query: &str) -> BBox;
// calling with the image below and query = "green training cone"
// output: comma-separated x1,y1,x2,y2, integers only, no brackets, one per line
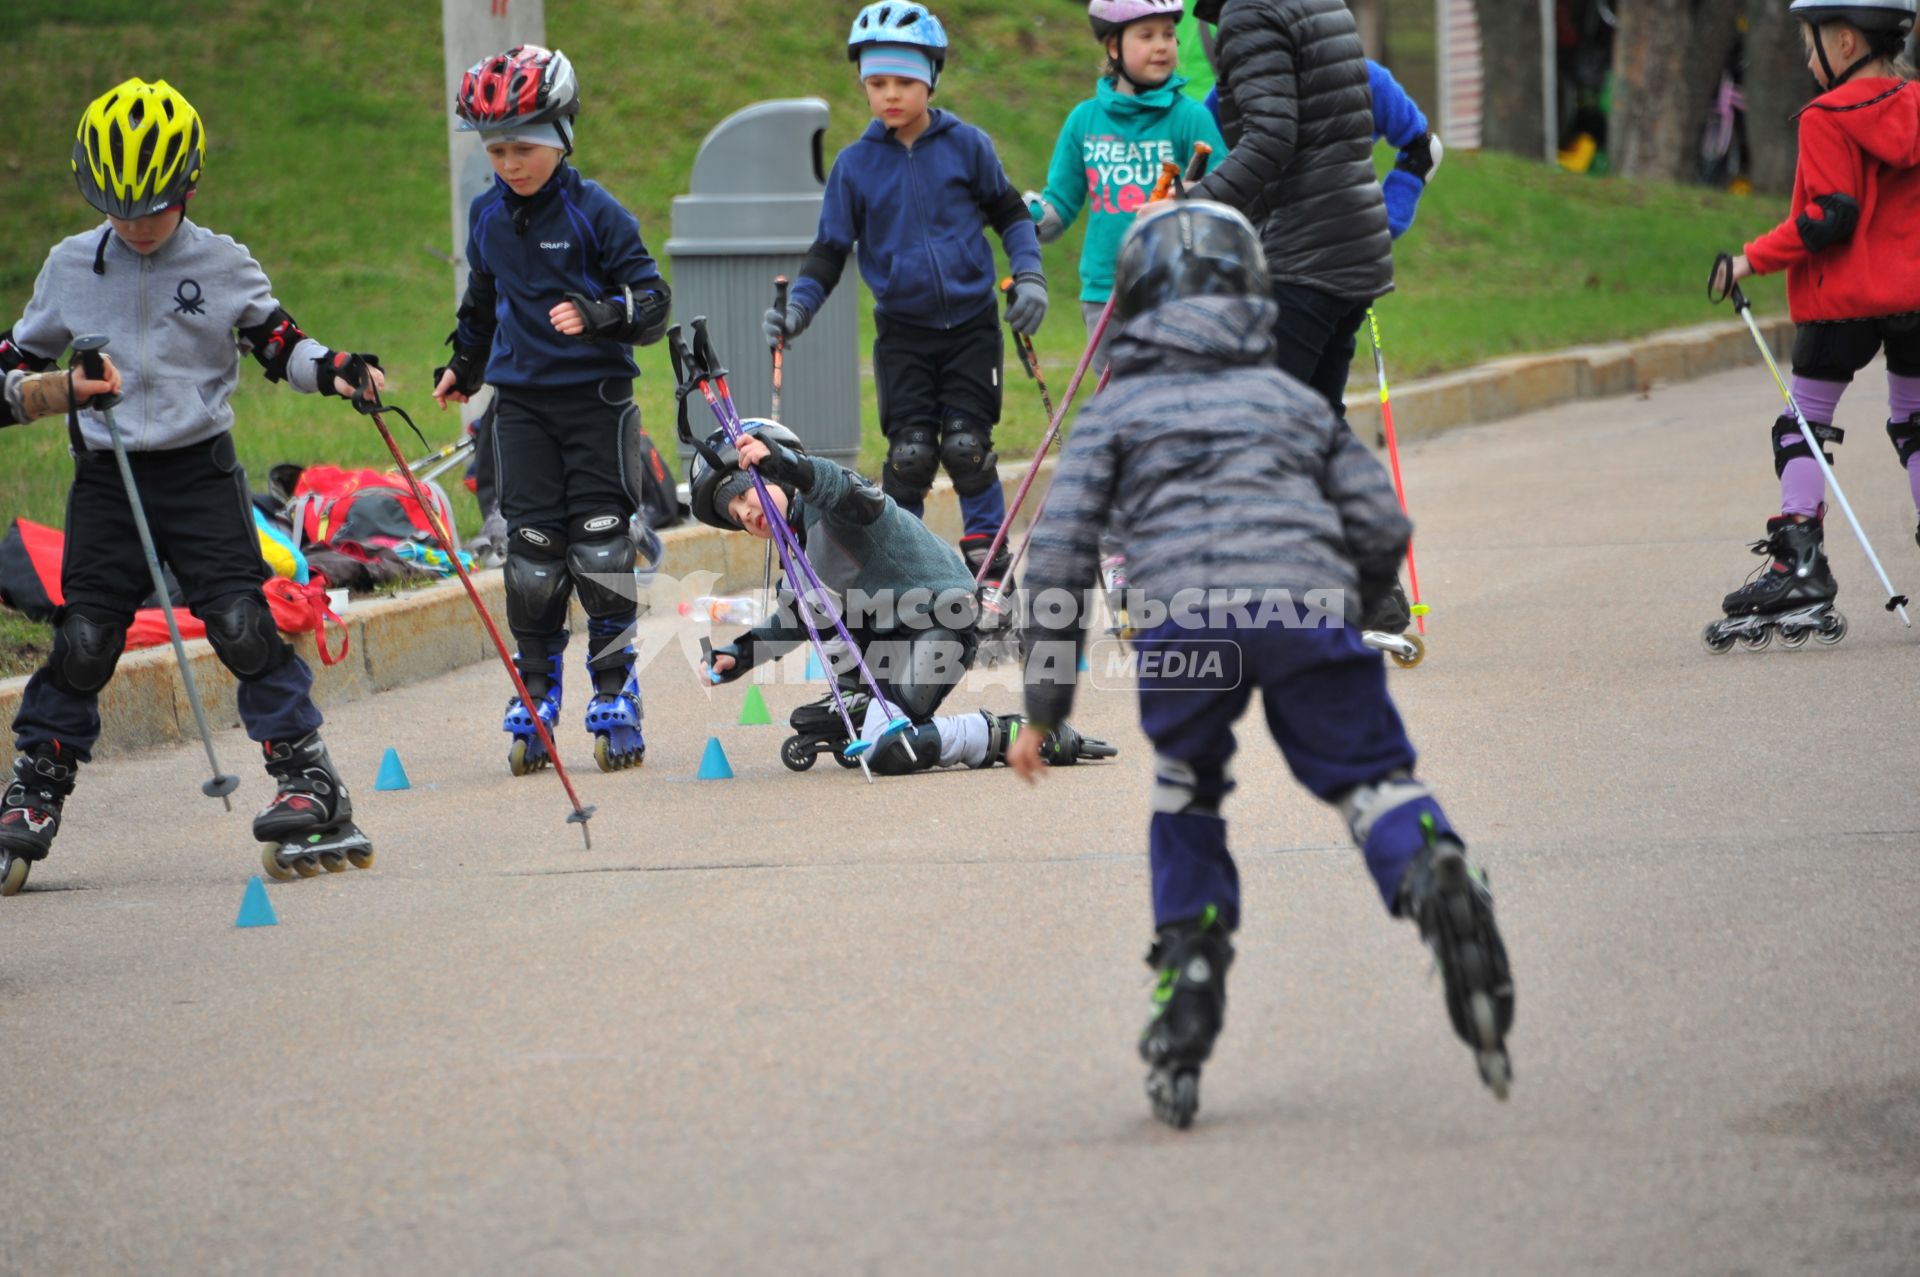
738,684,773,726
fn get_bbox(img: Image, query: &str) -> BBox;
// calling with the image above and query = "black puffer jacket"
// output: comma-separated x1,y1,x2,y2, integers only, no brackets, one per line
1190,0,1393,302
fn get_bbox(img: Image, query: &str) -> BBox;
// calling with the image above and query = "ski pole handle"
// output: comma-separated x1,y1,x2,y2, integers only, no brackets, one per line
1709,251,1749,310
1001,277,1039,380
690,315,725,379
1184,141,1212,184
773,276,789,320
69,333,122,411
1150,160,1180,203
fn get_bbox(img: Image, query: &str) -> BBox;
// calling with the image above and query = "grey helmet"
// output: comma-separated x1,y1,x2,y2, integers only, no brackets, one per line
688,419,807,530
1112,200,1270,322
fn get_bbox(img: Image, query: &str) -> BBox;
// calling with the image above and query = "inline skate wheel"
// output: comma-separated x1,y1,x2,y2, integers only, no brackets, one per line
1701,623,1736,655
1738,627,1772,652
1472,993,1511,1100
346,846,375,870
1146,1067,1200,1130
1390,634,1426,669
260,844,298,882
1,853,30,896
1778,625,1811,650
320,851,351,873
508,737,533,777
833,746,864,770
291,853,323,879
1815,611,1848,645
780,736,817,772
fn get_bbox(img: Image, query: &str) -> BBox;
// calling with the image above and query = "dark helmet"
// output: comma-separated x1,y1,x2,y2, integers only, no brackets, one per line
1112,200,1270,322
688,419,807,530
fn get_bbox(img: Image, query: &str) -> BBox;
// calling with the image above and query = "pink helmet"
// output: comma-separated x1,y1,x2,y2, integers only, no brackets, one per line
1087,0,1185,40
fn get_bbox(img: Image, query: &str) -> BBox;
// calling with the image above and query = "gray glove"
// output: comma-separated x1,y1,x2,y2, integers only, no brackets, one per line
1027,191,1066,245
763,304,811,351
1004,271,1049,337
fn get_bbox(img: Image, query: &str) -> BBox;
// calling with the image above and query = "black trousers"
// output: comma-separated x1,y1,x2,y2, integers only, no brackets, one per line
13,433,320,760
873,305,1004,437
1271,281,1373,423
1791,315,1920,382
493,378,642,541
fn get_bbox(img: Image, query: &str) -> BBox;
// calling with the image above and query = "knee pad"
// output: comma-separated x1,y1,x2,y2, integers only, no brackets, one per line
940,418,1000,498
1772,414,1844,477
878,628,972,722
565,514,637,621
1151,754,1234,817
1889,414,1920,469
201,591,289,681
505,528,573,638
869,721,943,776
883,424,939,503
1337,772,1434,848
49,606,128,695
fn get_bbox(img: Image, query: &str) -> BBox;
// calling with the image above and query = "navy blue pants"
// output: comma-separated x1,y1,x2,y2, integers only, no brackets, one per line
1135,620,1455,931
1271,281,1372,423
12,435,321,762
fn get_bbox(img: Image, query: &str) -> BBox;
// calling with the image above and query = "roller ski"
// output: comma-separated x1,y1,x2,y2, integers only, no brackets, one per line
781,689,871,772
0,745,77,897
505,651,564,776
1138,907,1234,1130
1398,819,1514,1100
1703,516,1847,654
977,713,1119,767
1361,581,1427,669
586,673,646,772
255,732,373,881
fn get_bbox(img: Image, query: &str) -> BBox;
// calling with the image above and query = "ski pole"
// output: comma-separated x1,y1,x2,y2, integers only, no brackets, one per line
690,317,917,759
971,156,1190,595
343,372,598,845
1000,276,1055,424
671,332,877,782
406,431,476,485
69,335,241,810
765,276,788,615
1711,254,1911,626
1368,308,1427,636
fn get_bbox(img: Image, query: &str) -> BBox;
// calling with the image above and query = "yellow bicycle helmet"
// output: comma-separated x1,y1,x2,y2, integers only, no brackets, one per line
72,78,205,220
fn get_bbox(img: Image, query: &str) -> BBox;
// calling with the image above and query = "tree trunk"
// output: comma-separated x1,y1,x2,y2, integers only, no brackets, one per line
1473,0,1545,158
1745,1,1810,192
1612,0,1697,181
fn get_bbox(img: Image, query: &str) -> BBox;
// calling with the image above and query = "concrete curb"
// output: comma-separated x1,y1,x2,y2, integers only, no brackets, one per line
0,315,1791,759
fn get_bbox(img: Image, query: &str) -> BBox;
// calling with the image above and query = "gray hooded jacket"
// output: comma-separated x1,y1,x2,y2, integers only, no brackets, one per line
1019,295,1411,725
12,219,330,452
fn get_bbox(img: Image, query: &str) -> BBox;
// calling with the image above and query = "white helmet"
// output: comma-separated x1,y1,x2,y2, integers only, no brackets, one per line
1087,0,1186,41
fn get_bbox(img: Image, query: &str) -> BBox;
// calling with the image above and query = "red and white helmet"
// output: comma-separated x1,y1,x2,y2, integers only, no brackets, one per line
1088,0,1185,41
455,45,580,150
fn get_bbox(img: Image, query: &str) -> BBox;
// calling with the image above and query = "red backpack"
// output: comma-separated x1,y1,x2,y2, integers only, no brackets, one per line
287,465,455,552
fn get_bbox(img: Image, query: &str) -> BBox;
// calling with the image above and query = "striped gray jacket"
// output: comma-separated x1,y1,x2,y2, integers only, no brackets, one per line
1020,294,1411,724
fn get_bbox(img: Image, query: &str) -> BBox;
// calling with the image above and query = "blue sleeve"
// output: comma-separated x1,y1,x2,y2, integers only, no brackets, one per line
976,131,1042,276
1367,60,1428,148
593,191,665,295
792,153,860,316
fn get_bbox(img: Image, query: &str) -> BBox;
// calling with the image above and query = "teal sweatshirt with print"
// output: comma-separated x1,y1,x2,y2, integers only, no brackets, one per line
1032,76,1226,305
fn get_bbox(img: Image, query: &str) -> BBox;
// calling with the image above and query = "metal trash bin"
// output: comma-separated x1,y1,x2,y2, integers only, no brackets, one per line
666,98,862,474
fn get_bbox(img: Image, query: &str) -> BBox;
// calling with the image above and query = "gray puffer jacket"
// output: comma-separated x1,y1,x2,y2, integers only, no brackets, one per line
1019,295,1411,727
1190,0,1393,302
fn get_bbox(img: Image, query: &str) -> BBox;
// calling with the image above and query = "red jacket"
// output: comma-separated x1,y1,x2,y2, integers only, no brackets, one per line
1745,77,1920,322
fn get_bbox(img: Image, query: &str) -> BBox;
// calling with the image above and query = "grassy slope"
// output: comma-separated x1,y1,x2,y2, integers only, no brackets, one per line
1,0,1782,542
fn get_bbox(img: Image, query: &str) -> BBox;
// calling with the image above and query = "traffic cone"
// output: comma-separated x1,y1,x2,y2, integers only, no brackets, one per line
698,737,734,780
738,685,773,726
236,875,278,928
804,650,824,681
374,747,411,791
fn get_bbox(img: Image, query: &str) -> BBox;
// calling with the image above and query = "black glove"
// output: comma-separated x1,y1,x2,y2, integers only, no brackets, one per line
562,287,672,345
1360,577,1411,634
708,641,747,685
434,331,488,397
763,304,812,351
317,351,382,399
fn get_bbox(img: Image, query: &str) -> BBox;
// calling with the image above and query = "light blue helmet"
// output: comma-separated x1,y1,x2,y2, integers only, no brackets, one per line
847,2,950,84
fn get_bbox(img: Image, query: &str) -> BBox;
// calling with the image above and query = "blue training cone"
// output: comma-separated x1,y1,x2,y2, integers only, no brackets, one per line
1077,653,1091,672
804,650,825,681
698,736,735,780
374,747,411,791
236,875,278,929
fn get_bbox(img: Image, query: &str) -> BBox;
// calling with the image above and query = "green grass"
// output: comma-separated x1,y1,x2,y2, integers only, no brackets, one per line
0,0,1783,544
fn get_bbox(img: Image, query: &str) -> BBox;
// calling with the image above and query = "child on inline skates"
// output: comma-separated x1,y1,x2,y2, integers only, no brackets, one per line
0,78,387,892
1007,201,1513,1127
762,2,1049,597
691,421,1114,774
432,44,671,774
1709,0,1920,650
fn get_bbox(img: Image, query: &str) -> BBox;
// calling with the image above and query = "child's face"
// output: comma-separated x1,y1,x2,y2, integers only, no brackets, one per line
487,141,563,196
863,75,932,131
1114,18,1180,85
107,206,185,255
729,484,789,539
1802,21,1864,88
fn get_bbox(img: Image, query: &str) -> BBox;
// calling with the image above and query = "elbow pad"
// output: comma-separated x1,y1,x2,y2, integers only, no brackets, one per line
238,308,309,383
1394,131,1441,183
562,286,672,346
1797,193,1860,253
834,474,887,526
0,330,56,375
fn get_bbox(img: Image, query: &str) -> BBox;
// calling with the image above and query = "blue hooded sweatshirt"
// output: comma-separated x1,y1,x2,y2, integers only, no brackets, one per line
791,110,1044,330
457,163,666,389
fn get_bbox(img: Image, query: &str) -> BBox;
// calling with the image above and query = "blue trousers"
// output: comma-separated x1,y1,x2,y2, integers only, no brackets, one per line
1135,620,1455,930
